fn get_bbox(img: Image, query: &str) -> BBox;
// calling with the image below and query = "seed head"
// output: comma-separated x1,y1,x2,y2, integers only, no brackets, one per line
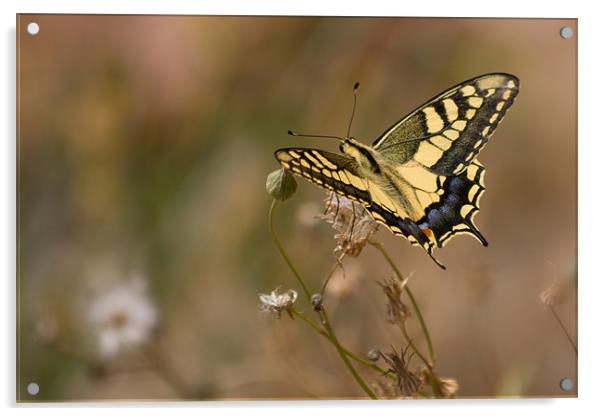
319,192,379,257
258,288,298,318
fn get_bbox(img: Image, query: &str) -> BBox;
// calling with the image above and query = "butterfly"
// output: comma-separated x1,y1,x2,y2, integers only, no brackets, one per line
275,73,519,269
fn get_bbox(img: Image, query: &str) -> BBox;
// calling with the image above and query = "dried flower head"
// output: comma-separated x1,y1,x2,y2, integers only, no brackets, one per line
379,345,423,397
87,277,158,359
379,277,411,326
438,377,459,398
540,278,569,309
367,348,381,362
258,288,298,318
319,192,379,257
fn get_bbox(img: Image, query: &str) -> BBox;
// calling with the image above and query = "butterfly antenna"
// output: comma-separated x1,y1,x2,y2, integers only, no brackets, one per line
288,130,343,142
346,82,360,138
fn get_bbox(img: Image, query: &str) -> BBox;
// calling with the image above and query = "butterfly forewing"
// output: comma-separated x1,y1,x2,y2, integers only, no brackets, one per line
373,73,519,176
274,148,371,204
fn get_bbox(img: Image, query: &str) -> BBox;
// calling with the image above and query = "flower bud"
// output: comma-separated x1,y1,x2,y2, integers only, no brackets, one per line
266,168,297,201
311,293,323,311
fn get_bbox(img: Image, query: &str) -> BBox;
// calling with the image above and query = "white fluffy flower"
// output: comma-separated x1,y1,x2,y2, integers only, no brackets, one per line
258,288,298,318
87,277,158,358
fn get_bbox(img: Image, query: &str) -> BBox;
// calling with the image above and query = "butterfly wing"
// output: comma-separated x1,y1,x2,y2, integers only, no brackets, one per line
274,148,457,269
373,73,519,176
274,148,372,204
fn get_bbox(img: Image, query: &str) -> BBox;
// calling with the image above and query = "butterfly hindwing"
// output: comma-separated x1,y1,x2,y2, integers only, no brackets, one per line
364,160,486,269
373,73,519,176
274,148,372,204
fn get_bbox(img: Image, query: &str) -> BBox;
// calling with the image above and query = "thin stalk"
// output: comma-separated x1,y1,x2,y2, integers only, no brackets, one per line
371,241,443,397
318,308,378,399
269,199,311,301
320,253,346,295
550,306,578,354
268,201,375,398
292,308,392,378
371,242,435,363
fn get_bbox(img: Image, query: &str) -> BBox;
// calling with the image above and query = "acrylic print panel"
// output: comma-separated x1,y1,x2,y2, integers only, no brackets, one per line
17,15,577,401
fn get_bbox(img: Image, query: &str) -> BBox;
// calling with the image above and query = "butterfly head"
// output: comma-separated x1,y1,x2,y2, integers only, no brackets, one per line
340,138,381,174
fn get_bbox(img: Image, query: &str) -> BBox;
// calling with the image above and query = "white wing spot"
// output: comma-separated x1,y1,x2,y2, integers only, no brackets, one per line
489,113,499,124
496,101,505,111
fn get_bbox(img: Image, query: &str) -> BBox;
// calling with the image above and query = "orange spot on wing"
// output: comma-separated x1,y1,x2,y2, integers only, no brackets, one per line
420,226,435,241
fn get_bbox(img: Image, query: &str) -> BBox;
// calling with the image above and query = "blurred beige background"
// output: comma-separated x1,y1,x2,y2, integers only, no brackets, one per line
17,15,576,400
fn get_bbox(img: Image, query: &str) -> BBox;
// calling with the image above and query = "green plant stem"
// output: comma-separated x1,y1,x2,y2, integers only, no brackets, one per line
371,242,435,363
269,199,311,301
371,241,443,397
292,308,392,378
318,308,378,399
269,200,376,398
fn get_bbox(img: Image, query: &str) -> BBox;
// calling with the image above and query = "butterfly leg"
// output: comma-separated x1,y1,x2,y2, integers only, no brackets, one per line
347,202,357,241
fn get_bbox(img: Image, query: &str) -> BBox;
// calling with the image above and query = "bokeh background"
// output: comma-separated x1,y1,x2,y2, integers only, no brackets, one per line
17,15,577,401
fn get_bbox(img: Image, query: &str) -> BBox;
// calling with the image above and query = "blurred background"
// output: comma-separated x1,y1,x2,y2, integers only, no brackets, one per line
17,15,577,400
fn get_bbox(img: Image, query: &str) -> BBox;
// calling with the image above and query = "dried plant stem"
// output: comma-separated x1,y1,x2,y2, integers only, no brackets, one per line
292,308,393,379
318,307,378,399
320,253,346,295
371,241,443,397
371,242,435,363
269,199,312,301
269,201,376,398
549,305,578,355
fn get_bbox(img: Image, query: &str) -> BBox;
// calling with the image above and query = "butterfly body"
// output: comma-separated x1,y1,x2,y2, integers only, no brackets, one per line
275,73,519,269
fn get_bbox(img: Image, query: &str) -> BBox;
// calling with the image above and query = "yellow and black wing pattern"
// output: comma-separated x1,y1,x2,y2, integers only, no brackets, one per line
367,160,487,269
274,148,371,204
274,73,519,269
373,73,519,176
